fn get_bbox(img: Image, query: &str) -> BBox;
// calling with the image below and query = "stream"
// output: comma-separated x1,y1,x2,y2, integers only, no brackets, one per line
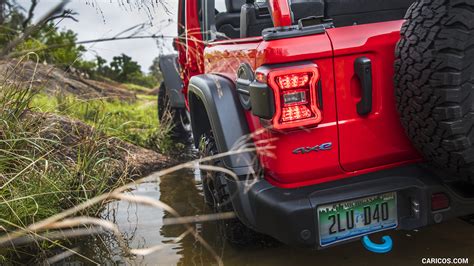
60,168,474,265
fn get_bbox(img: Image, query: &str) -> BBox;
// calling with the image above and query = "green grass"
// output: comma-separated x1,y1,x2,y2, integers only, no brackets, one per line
0,84,126,236
30,93,171,153
137,94,158,101
123,83,152,92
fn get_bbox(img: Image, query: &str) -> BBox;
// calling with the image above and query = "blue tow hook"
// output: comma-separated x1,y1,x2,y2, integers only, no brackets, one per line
361,235,393,254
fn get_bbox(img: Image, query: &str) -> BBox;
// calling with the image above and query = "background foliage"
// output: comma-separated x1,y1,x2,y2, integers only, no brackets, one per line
0,0,162,88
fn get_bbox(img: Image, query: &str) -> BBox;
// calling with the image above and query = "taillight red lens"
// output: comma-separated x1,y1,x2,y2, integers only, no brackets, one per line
276,73,310,89
282,105,312,122
265,64,322,130
431,193,450,211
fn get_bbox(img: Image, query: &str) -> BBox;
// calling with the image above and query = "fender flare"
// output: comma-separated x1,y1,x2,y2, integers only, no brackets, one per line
188,74,257,177
159,54,185,108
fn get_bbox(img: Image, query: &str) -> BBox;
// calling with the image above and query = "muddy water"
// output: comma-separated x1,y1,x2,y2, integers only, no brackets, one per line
68,169,474,266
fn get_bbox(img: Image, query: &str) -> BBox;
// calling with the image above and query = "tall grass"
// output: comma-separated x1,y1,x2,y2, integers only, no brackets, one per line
0,64,149,262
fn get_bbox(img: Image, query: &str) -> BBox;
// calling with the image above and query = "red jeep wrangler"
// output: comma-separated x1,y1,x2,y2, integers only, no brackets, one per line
161,0,474,248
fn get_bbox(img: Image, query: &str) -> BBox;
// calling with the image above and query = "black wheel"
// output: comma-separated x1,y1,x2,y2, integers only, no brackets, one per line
199,132,266,246
157,82,190,139
394,0,474,183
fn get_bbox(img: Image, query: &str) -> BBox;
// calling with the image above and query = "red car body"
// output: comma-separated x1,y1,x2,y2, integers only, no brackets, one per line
180,1,421,189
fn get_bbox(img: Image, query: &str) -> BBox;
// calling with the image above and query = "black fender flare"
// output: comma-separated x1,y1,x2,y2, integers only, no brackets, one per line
188,74,257,177
159,54,185,108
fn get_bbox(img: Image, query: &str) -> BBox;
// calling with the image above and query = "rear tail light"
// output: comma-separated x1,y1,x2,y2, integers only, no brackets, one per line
263,64,322,130
431,193,450,211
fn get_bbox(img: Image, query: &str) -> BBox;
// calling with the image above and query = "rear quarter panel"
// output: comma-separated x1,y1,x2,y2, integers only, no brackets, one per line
205,34,345,187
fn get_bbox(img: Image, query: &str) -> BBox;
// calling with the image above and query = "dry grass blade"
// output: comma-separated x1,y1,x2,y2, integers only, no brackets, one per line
45,247,80,265
111,193,179,216
0,152,50,189
131,227,193,256
43,217,132,257
0,227,105,247
110,193,223,266
162,212,236,226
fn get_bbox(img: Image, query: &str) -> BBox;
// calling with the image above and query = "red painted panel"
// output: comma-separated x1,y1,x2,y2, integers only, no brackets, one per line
326,21,422,172
180,0,205,108
268,0,292,27
204,41,260,81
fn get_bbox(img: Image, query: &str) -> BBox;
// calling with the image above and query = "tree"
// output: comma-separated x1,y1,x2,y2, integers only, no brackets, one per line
38,24,86,68
1,1,159,88
96,56,107,70
149,56,163,84
0,0,16,25
110,54,142,83
0,1,26,46
0,0,76,59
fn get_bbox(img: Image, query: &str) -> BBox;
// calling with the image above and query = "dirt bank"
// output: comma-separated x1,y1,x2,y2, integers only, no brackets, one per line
0,59,137,101
32,111,175,179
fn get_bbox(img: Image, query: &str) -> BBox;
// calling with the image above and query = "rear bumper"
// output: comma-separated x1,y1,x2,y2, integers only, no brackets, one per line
227,164,474,248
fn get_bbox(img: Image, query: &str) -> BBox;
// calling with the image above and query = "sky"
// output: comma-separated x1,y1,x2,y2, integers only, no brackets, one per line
17,0,179,72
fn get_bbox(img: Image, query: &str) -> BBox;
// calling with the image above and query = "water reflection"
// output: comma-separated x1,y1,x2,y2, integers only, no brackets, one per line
65,169,474,266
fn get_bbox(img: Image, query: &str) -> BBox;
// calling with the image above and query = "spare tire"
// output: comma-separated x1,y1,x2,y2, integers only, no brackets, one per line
394,0,474,183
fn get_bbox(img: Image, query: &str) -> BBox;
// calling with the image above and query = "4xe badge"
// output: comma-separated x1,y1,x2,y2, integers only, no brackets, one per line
293,142,333,155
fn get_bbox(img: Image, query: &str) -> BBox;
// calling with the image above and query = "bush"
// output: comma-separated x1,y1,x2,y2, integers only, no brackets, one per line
128,71,158,88
75,60,97,78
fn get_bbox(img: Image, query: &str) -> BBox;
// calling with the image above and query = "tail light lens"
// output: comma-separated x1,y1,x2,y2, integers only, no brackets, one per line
264,64,322,130
431,193,450,211
276,73,310,89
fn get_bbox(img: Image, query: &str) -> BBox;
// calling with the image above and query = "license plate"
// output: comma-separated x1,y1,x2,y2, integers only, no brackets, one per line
317,192,398,247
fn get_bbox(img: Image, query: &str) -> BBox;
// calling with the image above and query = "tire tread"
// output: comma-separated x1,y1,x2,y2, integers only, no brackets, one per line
395,0,474,183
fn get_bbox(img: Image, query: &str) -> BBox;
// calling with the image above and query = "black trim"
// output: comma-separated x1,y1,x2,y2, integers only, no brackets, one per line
317,79,323,110
354,57,373,116
236,63,255,110
262,20,333,41
159,54,185,108
188,74,257,177
250,81,275,119
237,87,251,96
227,164,474,247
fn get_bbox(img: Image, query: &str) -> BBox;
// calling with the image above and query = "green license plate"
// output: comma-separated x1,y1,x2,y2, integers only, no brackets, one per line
317,192,398,247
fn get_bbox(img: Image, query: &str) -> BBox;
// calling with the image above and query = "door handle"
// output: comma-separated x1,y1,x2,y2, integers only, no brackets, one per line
354,57,373,116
